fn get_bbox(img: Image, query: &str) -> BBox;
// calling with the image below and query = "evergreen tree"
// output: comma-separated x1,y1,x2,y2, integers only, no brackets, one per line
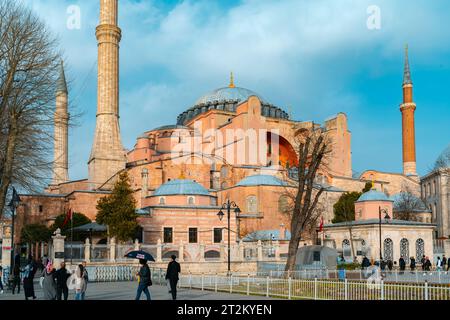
51,212,91,241
96,172,138,242
21,224,52,244
332,182,372,223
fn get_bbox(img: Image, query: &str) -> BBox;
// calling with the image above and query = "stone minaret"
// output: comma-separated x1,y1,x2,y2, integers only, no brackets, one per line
400,45,417,177
88,0,126,189
52,61,69,185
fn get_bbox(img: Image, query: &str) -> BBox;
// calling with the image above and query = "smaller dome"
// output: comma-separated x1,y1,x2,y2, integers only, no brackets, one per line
356,189,391,202
153,179,210,196
236,175,287,187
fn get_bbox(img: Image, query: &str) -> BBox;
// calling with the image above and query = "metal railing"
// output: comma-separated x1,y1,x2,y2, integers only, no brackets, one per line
177,273,450,300
62,265,450,300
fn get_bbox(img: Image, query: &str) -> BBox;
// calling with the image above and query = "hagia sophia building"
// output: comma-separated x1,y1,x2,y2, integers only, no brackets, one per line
9,0,433,252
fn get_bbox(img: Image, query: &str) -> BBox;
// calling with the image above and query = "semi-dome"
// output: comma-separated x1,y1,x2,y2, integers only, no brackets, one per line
177,79,289,125
153,179,210,196
236,174,288,187
356,189,392,202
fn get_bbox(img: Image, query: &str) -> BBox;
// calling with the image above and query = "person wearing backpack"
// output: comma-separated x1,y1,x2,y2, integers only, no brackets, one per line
135,259,151,300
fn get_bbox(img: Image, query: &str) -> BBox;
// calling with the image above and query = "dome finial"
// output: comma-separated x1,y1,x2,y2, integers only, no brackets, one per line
229,72,235,88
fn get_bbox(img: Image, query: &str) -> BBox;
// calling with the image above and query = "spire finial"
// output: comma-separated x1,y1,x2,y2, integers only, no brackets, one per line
57,59,68,94
229,72,235,88
403,44,412,85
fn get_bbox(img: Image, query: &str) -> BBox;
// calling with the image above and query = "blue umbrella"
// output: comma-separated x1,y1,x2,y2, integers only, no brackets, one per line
124,250,155,262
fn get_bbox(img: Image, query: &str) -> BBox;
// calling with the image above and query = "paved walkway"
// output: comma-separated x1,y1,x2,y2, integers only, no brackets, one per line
0,280,276,300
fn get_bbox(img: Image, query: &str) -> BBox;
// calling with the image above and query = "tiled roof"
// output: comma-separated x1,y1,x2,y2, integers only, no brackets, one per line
242,229,291,241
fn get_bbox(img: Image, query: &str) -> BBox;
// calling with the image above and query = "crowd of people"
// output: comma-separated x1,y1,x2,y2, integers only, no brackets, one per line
358,254,449,272
0,254,89,300
1,253,181,301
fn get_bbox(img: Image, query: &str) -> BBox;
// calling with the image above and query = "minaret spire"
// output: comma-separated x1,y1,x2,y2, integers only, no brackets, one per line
88,0,126,190
403,44,412,85
52,60,69,185
400,45,417,178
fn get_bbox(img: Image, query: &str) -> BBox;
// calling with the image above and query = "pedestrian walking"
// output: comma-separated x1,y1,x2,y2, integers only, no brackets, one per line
410,256,416,271
361,256,371,269
0,266,4,294
387,260,393,271
399,256,406,274
424,256,432,272
23,258,37,300
81,261,89,300
67,264,87,300
166,255,181,300
55,262,70,300
442,255,447,270
421,255,426,271
12,264,21,294
135,259,151,300
436,256,443,271
42,261,57,300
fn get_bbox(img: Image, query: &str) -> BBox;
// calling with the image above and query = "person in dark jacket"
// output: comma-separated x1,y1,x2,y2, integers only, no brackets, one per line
166,255,181,300
410,257,416,271
421,255,426,271
442,255,447,270
23,258,37,300
387,260,393,271
361,256,371,269
12,264,21,294
399,256,406,274
424,257,432,271
55,262,71,300
135,259,151,300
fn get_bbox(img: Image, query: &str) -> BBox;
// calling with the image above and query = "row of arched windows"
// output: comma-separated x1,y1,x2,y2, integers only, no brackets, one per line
342,238,425,263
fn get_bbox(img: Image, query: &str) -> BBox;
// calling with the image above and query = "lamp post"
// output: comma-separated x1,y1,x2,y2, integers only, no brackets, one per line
8,187,21,285
378,206,390,262
217,199,241,276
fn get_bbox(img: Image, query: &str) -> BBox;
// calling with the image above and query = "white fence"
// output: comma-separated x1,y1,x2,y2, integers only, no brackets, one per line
80,265,450,300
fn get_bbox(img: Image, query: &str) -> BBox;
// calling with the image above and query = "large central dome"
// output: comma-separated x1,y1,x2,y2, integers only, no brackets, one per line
177,81,289,125
195,86,267,105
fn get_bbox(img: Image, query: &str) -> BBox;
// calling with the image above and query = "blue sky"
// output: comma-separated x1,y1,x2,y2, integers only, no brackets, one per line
25,0,450,181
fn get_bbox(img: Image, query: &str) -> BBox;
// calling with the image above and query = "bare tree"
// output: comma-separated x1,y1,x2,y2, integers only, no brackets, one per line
0,0,62,218
434,145,450,170
282,124,332,272
394,185,426,221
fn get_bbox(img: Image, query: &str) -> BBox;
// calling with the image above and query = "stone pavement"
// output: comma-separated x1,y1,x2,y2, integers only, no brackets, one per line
0,280,276,300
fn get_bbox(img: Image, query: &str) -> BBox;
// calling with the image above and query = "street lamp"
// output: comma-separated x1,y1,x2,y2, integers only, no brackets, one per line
217,200,241,276
378,206,391,262
8,187,21,285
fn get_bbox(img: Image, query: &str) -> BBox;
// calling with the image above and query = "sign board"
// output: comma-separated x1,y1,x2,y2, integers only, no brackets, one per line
54,252,64,259
357,250,363,256
2,246,11,250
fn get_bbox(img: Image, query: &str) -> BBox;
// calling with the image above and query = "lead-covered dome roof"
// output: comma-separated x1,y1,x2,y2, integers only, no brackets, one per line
356,189,392,202
177,83,289,125
153,179,210,196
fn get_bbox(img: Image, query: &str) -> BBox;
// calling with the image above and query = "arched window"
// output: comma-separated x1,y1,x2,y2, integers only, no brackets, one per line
187,196,195,205
416,239,425,260
383,238,393,261
159,197,166,205
278,195,290,214
220,166,228,178
246,196,257,213
400,238,409,264
342,239,351,259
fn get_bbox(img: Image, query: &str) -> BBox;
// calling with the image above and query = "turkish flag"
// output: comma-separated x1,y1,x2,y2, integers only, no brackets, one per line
319,216,324,232
62,208,72,227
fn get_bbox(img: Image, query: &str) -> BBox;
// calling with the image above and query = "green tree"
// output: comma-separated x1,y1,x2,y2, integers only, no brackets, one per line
50,212,91,241
96,172,138,242
21,223,52,244
331,181,372,258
